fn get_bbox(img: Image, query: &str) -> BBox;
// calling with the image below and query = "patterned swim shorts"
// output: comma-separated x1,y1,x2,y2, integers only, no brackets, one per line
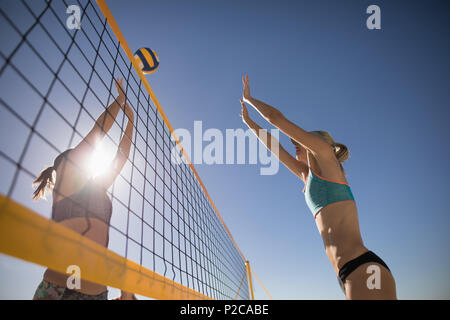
33,280,108,300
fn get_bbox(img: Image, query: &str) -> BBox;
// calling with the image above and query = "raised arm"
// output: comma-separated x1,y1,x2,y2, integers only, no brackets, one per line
240,99,307,181
95,102,134,189
242,75,334,159
69,78,127,166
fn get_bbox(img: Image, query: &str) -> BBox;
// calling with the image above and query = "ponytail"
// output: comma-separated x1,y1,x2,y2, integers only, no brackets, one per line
32,166,55,201
333,143,349,163
32,148,73,201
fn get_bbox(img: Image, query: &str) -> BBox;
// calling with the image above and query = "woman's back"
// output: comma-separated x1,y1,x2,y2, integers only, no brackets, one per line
43,156,112,295
52,179,112,230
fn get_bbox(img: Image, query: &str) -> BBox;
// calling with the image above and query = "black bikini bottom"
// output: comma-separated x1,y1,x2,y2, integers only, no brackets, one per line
337,250,391,294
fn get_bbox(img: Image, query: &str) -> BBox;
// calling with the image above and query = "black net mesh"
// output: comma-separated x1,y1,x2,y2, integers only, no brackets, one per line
0,0,248,300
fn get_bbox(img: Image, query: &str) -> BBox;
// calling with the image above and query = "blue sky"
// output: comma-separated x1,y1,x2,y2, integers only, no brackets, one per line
1,0,449,299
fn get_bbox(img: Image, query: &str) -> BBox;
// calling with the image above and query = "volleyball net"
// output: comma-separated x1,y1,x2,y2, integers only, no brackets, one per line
0,0,270,300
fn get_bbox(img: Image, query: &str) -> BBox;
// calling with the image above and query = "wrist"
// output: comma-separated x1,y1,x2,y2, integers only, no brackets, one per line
116,97,125,107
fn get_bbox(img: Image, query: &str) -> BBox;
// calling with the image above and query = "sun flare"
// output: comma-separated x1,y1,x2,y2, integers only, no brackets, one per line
88,142,115,178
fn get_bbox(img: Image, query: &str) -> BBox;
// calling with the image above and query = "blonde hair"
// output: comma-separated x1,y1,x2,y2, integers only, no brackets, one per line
32,149,72,201
310,130,349,173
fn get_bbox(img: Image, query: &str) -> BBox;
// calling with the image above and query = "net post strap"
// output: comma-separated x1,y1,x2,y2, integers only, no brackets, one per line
233,269,247,300
251,267,273,300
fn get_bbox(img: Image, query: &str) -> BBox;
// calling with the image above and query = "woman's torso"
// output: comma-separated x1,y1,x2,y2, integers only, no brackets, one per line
44,160,112,295
304,156,367,273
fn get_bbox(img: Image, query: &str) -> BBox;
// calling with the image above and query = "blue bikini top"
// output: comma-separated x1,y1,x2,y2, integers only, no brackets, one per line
303,168,355,217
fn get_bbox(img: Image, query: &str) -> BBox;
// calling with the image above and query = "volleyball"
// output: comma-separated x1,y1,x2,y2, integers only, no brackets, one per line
133,47,159,74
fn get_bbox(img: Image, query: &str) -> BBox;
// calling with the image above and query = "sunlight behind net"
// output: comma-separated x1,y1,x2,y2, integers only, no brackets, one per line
87,140,115,178
0,0,255,300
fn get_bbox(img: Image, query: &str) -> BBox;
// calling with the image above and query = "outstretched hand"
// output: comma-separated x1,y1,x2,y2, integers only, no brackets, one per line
242,74,251,101
115,77,126,106
240,99,250,124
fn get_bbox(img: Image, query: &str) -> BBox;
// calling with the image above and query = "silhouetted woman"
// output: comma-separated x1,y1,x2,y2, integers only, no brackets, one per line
240,75,396,299
32,78,136,300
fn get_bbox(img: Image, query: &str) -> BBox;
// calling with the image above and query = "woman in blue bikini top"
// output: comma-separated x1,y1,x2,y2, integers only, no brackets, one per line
240,75,397,300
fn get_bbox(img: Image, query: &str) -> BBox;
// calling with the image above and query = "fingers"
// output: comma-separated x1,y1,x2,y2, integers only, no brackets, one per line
242,74,249,86
115,77,124,89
